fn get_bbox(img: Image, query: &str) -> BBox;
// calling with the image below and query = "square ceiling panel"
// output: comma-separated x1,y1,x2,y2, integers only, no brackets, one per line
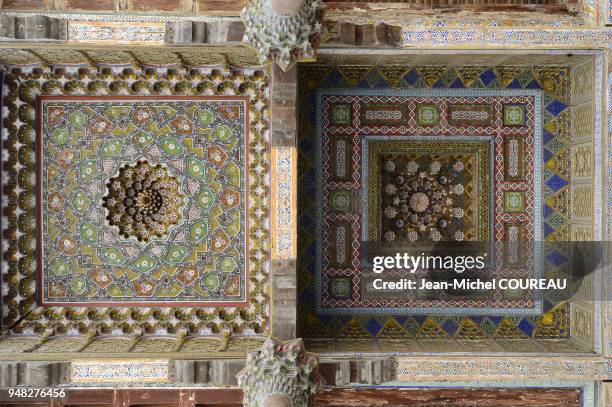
368,139,491,243
315,89,542,315
37,96,250,307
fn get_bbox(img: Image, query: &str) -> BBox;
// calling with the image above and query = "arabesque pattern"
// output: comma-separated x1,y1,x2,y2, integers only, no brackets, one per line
298,65,571,339
39,96,250,306
2,70,270,335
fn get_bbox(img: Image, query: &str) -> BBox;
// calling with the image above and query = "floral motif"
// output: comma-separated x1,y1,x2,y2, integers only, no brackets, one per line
102,161,184,242
3,71,270,336
380,156,472,242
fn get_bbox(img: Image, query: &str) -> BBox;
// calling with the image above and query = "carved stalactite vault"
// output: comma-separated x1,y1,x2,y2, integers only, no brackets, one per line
237,337,324,407
241,0,326,71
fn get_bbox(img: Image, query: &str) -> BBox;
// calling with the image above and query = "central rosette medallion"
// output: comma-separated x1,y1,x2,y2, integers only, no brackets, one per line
381,156,472,242
102,160,184,242
408,192,430,213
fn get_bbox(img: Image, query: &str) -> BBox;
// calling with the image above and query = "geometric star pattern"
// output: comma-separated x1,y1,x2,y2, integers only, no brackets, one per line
317,90,539,314
40,97,250,306
298,65,571,339
1,69,270,337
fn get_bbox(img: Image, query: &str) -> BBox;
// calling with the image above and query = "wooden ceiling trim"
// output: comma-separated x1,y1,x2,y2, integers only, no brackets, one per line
0,0,244,16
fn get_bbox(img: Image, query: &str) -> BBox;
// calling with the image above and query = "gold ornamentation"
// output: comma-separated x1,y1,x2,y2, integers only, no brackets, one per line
571,103,595,141
2,69,270,338
496,67,523,87
456,67,482,87
418,66,446,87
571,62,594,102
416,318,448,339
534,302,569,339
103,161,184,242
571,185,592,218
571,225,592,241
571,305,594,345
338,65,373,86
535,68,569,102
454,319,486,340
547,188,570,218
494,319,527,339
379,66,410,87
377,319,409,339
571,144,593,178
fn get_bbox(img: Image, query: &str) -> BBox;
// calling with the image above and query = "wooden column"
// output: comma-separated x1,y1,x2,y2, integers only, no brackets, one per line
271,64,298,341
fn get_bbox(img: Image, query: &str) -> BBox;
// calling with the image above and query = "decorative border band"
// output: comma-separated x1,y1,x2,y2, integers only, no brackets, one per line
395,358,608,382
401,29,611,47
68,21,165,44
272,147,297,260
71,360,170,383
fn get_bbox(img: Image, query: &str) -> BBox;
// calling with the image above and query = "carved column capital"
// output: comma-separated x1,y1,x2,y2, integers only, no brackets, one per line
241,0,325,71
237,338,324,407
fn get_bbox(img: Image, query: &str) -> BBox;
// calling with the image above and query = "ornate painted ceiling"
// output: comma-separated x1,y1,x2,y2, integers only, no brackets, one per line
0,0,607,364
1,68,271,337
39,96,250,307
316,89,542,314
297,64,576,344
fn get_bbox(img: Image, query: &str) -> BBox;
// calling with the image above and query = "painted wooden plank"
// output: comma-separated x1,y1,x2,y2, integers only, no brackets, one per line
197,0,245,14
1,0,47,9
133,0,182,12
314,387,581,406
66,0,114,10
